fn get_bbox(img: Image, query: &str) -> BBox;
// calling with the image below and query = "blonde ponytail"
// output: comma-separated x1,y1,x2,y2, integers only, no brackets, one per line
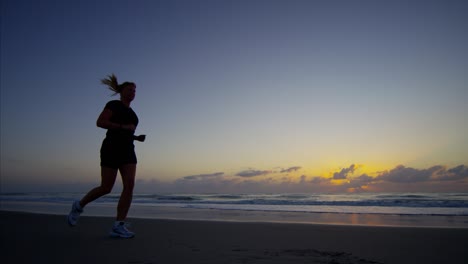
101,74,120,95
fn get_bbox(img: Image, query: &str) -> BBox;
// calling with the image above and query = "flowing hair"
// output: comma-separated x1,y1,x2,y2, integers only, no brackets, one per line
101,74,135,96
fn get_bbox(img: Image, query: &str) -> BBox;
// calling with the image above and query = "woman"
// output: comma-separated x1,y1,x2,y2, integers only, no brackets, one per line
68,74,146,238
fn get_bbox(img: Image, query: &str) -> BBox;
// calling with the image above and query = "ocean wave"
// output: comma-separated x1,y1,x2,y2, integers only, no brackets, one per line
2,192,468,215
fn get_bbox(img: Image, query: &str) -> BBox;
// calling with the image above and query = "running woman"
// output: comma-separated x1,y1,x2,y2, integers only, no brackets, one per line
67,74,146,238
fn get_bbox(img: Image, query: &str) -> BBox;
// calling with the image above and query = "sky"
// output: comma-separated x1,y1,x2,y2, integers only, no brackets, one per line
1,0,467,193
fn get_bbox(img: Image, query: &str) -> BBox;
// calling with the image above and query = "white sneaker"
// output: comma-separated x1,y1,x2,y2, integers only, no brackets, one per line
67,201,83,226
110,222,135,238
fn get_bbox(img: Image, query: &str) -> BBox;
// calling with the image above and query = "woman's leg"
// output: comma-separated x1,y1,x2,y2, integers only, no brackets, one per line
116,164,136,221
80,166,118,208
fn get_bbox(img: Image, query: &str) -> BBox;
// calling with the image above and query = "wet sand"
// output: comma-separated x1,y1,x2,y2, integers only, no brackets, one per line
3,201,468,228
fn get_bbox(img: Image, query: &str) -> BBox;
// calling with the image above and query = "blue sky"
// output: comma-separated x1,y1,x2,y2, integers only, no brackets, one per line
1,0,467,193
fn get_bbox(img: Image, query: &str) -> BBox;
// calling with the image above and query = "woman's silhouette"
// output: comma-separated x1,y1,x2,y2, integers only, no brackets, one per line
68,74,145,238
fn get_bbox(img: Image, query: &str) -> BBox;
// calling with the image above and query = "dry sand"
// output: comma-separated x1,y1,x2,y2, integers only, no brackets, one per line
1,211,467,264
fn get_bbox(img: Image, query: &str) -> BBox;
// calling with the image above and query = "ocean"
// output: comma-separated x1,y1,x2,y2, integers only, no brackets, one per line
2,192,468,227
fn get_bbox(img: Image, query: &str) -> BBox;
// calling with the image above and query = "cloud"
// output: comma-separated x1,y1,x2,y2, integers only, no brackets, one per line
6,163,467,194
299,175,307,183
333,164,358,179
182,172,224,180
236,169,272,177
376,165,433,183
347,174,374,189
433,165,468,181
280,166,302,173
163,164,468,193
375,165,468,183
168,172,239,193
299,164,468,193
309,176,331,184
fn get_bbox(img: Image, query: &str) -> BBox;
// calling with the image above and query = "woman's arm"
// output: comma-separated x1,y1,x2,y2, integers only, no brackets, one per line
96,109,135,131
97,108,118,129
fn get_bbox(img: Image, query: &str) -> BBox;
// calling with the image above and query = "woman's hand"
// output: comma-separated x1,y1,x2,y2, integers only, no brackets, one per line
134,135,146,142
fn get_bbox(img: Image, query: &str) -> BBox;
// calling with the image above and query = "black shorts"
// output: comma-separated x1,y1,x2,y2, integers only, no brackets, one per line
100,138,137,169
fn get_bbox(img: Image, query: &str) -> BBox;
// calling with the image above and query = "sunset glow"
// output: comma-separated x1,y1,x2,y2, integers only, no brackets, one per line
1,0,467,194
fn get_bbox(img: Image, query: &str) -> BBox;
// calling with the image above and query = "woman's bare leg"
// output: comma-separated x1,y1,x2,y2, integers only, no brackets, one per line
116,164,136,221
80,166,118,208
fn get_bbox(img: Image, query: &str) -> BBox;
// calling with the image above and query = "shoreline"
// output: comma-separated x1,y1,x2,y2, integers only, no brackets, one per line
2,211,468,264
2,201,468,228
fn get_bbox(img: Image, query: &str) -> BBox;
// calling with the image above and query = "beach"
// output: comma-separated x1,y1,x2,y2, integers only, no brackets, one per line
1,211,467,264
